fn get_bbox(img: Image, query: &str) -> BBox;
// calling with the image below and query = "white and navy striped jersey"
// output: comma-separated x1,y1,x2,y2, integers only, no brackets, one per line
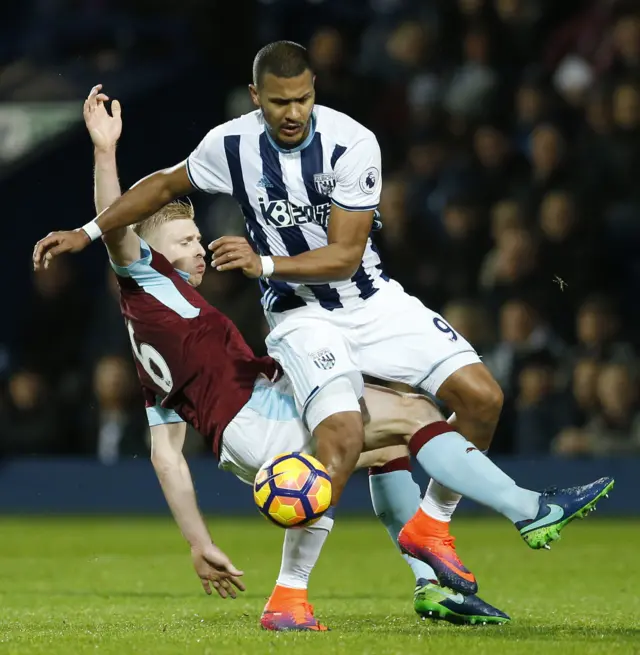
186,105,389,313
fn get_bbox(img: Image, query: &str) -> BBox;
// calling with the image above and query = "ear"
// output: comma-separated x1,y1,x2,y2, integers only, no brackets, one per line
248,84,260,109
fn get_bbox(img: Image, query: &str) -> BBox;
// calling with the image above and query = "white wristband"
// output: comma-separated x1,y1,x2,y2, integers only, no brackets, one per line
260,256,275,278
81,220,103,242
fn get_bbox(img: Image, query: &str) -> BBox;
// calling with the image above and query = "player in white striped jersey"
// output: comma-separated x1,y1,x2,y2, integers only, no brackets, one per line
186,95,385,314
32,42,510,620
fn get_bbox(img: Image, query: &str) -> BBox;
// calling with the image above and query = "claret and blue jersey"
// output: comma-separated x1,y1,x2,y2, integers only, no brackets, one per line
110,237,279,456
186,105,388,314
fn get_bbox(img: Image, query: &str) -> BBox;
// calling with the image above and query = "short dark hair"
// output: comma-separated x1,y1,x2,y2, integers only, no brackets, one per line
252,41,312,86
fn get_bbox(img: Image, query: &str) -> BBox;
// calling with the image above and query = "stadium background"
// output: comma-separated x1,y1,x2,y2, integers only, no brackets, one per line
1,0,640,513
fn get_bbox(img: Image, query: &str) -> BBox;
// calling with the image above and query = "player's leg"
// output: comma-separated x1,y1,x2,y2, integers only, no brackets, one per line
261,509,334,632
360,360,614,594
306,377,364,505
220,375,332,631
421,363,502,528
401,418,612,587
266,317,365,505
259,372,366,631
359,382,527,593
358,445,510,625
359,445,434,582
359,286,502,524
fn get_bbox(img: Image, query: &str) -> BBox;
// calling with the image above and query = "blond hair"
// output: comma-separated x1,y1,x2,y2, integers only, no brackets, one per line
133,200,195,241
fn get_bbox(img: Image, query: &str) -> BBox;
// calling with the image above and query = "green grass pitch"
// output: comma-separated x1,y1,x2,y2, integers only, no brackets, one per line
0,516,638,654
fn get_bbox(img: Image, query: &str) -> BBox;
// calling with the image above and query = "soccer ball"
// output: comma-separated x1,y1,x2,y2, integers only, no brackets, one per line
253,452,332,528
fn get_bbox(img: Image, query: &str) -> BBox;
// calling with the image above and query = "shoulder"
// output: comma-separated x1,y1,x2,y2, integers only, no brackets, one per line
111,237,175,282
197,110,265,147
315,105,377,148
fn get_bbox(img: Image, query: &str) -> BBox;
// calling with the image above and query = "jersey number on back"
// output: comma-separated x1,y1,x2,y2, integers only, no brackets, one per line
126,321,174,394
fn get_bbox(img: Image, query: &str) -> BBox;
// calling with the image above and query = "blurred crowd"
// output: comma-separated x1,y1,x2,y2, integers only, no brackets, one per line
3,0,640,461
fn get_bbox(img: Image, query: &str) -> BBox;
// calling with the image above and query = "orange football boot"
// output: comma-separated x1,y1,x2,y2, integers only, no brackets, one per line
260,585,329,631
398,509,478,595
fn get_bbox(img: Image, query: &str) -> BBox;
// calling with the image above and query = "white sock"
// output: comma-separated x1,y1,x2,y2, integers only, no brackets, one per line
421,480,462,522
420,445,492,523
276,514,334,589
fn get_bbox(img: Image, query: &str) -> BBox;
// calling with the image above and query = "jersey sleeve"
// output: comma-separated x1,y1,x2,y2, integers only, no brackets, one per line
110,235,152,277
331,134,382,212
185,126,233,195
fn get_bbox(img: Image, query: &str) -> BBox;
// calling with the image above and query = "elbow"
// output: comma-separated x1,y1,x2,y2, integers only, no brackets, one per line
341,262,361,279
336,249,363,279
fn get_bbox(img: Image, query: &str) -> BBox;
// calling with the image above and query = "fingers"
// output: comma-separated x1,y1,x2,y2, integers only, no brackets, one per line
85,84,109,114
211,251,247,269
202,571,244,600
229,575,246,592
213,577,242,599
111,99,121,119
32,231,87,269
208,236,250,253
210,242,253,260
86,84,106,108
224,564,244,578
215,259,249,273
32,234,61,268
212,580,228,599
45,242,73,261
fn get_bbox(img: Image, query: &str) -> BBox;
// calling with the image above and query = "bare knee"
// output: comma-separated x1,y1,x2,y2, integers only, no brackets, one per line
438,363,504,428
356,444,409,470
362,384,445,451
314,410,364,503
398,393,445,435
473,376,504,425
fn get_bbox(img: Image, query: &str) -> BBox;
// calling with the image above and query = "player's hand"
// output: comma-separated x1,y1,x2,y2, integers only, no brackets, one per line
32,229,91,270
84,84,122,152
209,236,263,278
191,543,245,599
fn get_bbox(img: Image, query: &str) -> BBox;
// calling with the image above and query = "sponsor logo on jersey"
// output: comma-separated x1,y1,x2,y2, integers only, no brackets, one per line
258,196,331,229
310,348,336,370
313,172,336,196
359,167,379,194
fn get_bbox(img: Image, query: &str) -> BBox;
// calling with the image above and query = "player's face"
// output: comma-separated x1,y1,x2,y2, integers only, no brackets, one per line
154,220,206,287
250,70,315,147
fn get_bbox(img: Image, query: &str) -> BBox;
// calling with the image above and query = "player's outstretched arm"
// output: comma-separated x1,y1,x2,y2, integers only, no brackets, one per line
84,85,141,267
150,422,245,599
32,159,194,270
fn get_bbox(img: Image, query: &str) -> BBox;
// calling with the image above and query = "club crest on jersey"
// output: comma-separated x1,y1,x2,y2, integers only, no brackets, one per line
313,173,336,196
310,348,335,370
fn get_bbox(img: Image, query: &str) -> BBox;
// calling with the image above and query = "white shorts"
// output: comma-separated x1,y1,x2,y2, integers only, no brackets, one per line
219,376,313,485
265,278,481,407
